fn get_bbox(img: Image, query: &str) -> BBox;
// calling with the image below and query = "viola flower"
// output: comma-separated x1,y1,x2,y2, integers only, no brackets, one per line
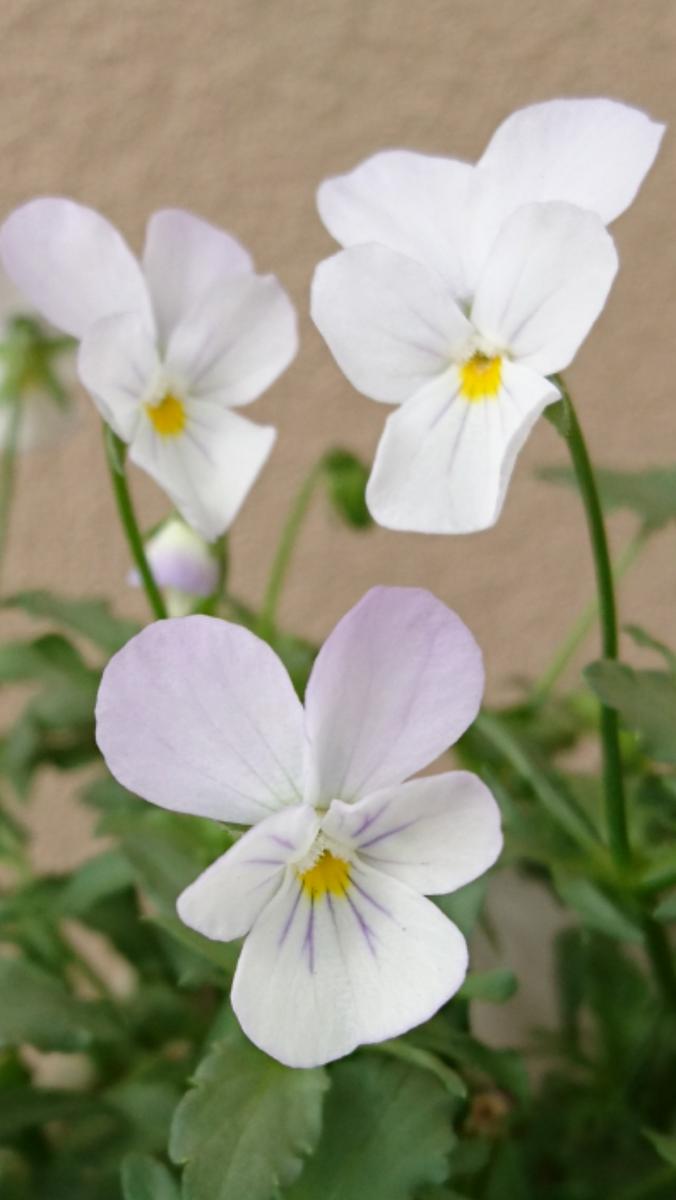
127,515,219,617
312,98,664,535
96,587,502,1067
0,202,298,539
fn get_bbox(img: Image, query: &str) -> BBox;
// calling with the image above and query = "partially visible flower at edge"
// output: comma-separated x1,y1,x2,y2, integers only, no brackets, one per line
95,586,502,1068
0,202,298,539
128,514,219,617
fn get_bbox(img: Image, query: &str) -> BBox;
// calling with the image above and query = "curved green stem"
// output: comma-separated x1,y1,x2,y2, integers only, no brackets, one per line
259,462,324,637
103,425,167,621
0,393,21,596
557,383,630,873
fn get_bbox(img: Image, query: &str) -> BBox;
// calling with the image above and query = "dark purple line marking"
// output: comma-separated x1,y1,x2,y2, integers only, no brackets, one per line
302,903,315,974
279,886,302,948
351,874,393,919
268,835,294,850
359,819,416,850
346,893,378,957
353,801,390,838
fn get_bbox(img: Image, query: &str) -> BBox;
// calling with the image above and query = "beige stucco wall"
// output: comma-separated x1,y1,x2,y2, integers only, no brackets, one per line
0,0,675,1034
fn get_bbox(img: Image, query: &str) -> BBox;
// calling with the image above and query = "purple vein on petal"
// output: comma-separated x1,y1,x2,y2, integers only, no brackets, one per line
303,902,316,973
279,883,302,949
346,892,378,957
358,818,417,849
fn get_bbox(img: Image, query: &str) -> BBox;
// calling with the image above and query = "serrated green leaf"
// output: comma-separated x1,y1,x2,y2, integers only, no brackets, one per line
322,449,373,529
458,969,518,1004
285,1056,455,1200
643,1129,676,1167
3,590,140,654
170,1034,328,1200
539,463,676,527
0,958,118,1050
585,660,676,764
122,1155,181,1200
555,876,644,943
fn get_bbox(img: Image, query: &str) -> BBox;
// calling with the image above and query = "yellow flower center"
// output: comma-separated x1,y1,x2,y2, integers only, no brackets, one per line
459,353,502,403
145,393,186,438
298,850,350,901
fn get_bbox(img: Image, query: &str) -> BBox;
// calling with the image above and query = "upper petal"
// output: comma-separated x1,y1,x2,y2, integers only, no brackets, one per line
96,615,306,825
177,805,320,942
142,209,254,345
322,772,502,896
165,272,298,407
0,199,152,339
317,149,476,298
129,405,276,541
311,244,471,403
304,586,484,804
471,202,618,376
366,364,558,534
232,860,468,1067
78,311,159,441
478,97,665,226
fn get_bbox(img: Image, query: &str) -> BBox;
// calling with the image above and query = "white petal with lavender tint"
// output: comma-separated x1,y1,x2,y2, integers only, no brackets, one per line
96,616,305,825
471,203,618,377
311,244,471,403
232,859,468,1067
178,806,320,942
142,209,254,346
322,773,502,895
166,273,298,408
141,518,219,597
130,404,276,541
0,199,152,339
78,311,160,441
303,587,484,805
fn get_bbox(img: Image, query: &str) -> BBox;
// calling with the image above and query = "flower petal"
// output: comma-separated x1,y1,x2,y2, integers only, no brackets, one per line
311,245,471,403
129,405,276,541
478,98,665,226
177,805,320,942
232,860,468,1067
0,199,152,339
142,209,254,345
137,517,218,597
96,615,306,825
322,773,502,895
78,312,159,440
317,150,475,298
366,364,558,534
165,272,298,407
304,586,484,804
471,202,618,376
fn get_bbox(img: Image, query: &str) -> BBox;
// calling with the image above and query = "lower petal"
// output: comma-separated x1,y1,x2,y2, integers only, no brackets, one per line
232,860,467,1067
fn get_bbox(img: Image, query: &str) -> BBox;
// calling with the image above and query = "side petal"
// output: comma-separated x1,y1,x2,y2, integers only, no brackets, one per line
129,405,276,541
165,273,298,407
96,615,306,825
304,586,484,805
321,773,502,896
232,861,468,1067
311,245,471,403
142,209,254,345
78,312,159,440
470,202,618,376
317,150,476,298
478,98,665,226
366,364,558,534
177,805,320,942
0,199,152,339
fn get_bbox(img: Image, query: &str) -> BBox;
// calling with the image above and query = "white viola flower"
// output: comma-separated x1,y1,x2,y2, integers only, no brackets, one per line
0,202,298,539
96,587,502,1068
127,515,219,617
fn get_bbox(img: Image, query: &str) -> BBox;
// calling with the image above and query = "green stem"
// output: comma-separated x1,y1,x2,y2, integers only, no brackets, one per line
0,393,21,595
103,426,167,621
531,526,650,704
558,384,630,873
642,916,676,1009
259,462,324,636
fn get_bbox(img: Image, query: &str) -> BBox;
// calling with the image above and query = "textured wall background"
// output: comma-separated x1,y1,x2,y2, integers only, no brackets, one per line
0,0,674,1035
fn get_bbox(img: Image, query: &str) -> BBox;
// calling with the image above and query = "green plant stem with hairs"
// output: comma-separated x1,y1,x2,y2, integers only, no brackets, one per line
103,425,167,622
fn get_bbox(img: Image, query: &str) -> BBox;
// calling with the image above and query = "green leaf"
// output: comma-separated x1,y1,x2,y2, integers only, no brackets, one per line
655,892,676,922
458,969,518,1004
122,1155,181,1200
0,1085,100,1138
0,633,88,684
374,1040,467,1098
148,913,240,980
624,623,676,675
170,1034,328,1200
285,1055,455,1200
643,1129,676,1167
555,876,644,943
58,849,136,916
434,877,488,938
121,832,200,913
3,589,141,653
0,958,118,1050
541,396,572,438
322,449,373,529
585,660,676,764
539,463,676,527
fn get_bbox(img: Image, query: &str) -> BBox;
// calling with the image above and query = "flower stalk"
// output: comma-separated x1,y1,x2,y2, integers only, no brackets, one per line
259,461,324,637
104,424,167,622
0,391,20,596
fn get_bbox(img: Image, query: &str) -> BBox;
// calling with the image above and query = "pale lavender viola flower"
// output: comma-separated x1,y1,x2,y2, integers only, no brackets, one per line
95,586,502,1068
127,515,219,617
0,203,298,539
